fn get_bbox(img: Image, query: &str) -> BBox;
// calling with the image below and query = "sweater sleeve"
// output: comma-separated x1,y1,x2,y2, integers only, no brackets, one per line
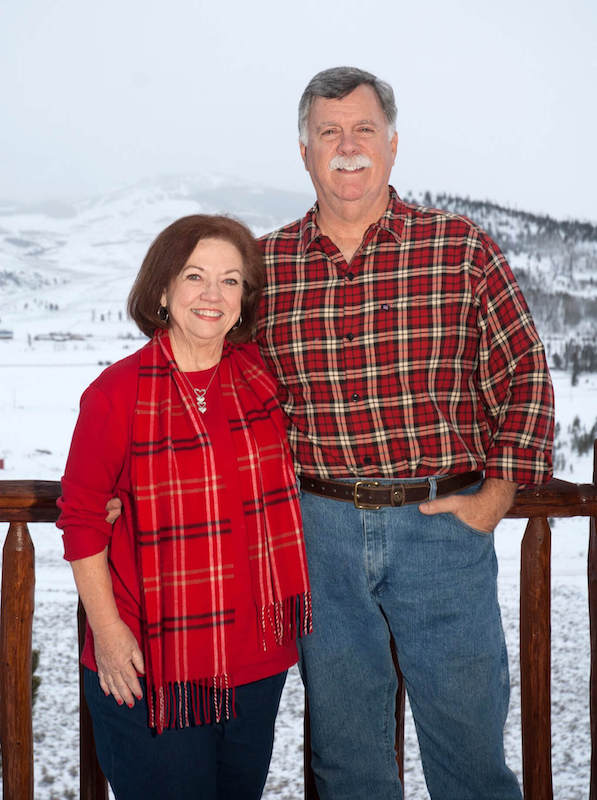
57,381,131,561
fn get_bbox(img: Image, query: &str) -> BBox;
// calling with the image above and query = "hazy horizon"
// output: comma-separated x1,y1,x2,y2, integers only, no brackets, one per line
2,0,596,223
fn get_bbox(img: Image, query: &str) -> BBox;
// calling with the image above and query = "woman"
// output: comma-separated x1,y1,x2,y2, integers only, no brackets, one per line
57,214,311,800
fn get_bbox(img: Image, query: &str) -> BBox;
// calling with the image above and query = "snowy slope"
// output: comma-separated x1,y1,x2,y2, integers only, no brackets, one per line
1,176,596,798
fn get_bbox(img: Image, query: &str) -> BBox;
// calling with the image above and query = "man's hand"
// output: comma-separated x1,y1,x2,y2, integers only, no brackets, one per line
105,497,123,524
419,477,517,533
93,618,145,707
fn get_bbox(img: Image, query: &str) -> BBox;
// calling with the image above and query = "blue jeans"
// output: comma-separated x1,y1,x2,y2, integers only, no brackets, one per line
84,668,286,800
298,478,522,800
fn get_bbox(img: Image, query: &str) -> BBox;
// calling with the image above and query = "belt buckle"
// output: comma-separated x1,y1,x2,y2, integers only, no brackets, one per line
390,484,406,506
353,480,381,509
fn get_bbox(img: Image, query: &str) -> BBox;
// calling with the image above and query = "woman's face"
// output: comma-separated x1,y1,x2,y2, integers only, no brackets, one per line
161,237,244,352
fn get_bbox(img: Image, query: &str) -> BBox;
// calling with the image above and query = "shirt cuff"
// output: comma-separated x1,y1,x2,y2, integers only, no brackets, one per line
484,445,553,488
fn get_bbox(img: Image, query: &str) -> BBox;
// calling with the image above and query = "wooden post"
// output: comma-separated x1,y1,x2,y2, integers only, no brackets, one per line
520,516,553,799
78,600,109,799
304,699,319,800
391,636,406,789
589,441,597,800
0,522,35,800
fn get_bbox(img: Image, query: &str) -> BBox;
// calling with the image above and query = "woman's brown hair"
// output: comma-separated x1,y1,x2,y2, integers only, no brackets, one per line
128,214,263,343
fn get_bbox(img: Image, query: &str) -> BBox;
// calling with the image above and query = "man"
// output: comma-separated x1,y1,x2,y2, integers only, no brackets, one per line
253,66,554,799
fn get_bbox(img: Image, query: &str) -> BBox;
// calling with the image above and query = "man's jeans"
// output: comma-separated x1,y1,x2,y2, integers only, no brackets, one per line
298,478,522,800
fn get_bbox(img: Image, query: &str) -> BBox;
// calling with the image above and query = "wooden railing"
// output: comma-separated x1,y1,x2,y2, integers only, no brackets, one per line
1,446,597,799
0,481,107,800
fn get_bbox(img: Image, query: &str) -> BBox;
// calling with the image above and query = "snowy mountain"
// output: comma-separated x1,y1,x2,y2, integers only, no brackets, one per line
0,176,314,345
408,191,597,362
1,176,596,799
1,174,596,367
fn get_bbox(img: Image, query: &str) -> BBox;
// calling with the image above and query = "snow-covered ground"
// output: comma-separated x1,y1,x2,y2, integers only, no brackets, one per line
1,330,596,798
1,177,596,797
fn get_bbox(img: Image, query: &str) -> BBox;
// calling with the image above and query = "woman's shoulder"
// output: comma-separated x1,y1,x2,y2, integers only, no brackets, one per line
228,341,271,376
83,343,148,406
229,341,262,363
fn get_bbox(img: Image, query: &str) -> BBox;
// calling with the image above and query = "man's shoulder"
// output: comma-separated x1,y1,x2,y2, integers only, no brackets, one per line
396,197,483,237
393,198,510,273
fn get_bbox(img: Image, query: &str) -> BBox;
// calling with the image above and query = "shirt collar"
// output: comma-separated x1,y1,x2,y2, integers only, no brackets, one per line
298,185,407,253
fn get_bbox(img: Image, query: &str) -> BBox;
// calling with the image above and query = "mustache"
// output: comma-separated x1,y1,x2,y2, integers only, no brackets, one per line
328,154,372,171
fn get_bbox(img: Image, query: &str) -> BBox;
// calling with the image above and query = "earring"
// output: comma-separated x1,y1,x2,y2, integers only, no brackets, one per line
157,305,169,323
231,314,243,330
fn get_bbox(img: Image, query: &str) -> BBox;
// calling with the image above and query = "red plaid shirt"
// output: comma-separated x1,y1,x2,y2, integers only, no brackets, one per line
256,187,554,486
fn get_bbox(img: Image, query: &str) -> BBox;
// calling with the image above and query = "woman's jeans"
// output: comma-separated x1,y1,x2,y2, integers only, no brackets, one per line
298,478,522,800
84,668,286,800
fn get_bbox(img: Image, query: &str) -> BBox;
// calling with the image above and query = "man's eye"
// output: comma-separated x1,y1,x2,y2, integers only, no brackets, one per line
321,128,338,137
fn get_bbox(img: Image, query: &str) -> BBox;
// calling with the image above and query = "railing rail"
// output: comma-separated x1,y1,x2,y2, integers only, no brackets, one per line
1,445,597,799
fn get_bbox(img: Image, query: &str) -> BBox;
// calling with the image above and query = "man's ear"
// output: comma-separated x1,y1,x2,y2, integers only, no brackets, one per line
391,130,398,162
299,138,308,171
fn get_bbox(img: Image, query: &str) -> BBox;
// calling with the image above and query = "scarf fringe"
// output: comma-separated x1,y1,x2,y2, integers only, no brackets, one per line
147,674,235,733
147,591,312,732
260,591,313,650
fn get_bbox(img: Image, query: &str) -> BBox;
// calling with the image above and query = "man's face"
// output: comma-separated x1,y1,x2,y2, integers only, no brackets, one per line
300,84,397,211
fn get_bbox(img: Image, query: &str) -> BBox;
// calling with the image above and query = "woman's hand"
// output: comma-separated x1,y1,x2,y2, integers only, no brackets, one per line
93,618,145,707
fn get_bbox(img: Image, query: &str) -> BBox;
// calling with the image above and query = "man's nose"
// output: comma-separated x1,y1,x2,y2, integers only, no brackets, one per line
337,132,359,155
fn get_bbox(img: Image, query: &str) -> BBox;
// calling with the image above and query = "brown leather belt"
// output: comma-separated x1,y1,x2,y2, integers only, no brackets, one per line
300,471,483,510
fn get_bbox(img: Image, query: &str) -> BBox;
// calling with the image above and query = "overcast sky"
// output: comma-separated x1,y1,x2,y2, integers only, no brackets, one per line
2,0,596,222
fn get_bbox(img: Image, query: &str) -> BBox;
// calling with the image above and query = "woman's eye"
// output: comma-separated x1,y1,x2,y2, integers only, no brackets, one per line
186,273,201,280
224,278,239,286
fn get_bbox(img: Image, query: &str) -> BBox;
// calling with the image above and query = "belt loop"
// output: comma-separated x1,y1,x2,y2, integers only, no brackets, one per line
427,476,438,501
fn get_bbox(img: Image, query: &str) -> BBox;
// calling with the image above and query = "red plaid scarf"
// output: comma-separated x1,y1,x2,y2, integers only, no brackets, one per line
132,330,311,732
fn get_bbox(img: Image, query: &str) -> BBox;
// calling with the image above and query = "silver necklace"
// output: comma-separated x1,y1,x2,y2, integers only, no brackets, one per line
193,362,220,414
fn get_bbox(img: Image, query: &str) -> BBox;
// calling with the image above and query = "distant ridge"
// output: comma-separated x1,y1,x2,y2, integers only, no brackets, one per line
1,174,595,365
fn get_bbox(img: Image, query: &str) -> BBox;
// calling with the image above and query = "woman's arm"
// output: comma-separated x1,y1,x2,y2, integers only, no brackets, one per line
59,363,145,705
71,546,145,706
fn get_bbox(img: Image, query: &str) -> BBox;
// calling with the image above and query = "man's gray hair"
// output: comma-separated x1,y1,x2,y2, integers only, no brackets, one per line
298,66,397,145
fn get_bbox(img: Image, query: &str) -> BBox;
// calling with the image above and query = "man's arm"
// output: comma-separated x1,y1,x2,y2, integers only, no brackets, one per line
474,231,554,488
105,496,122,523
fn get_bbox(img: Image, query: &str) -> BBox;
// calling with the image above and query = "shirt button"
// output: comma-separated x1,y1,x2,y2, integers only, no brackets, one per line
346,332,354,341
351,393,360,401
346,272,355,281
363,456,372,466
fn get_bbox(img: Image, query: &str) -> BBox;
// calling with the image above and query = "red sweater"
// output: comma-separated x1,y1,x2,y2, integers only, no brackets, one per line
58,345,297,685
